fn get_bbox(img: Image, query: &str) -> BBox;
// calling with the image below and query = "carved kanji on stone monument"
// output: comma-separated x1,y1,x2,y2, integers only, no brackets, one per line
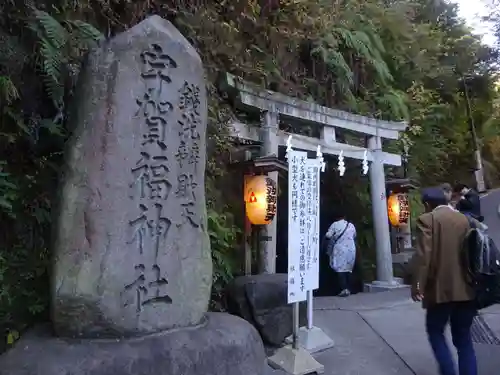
52,16,212,338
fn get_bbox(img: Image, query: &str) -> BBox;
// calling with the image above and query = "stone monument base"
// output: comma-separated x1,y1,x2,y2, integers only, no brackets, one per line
364,277,409,293
0,313,266,375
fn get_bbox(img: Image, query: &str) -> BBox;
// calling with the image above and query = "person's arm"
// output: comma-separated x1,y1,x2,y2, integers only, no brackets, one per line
412,214,433,294
457,197,473,212
325,222,337,239
466,190,481,215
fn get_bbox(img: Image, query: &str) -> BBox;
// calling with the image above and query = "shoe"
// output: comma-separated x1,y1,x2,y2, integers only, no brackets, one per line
339,289,350,297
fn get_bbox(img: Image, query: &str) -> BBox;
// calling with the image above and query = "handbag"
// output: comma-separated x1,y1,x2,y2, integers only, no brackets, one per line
324,223,349,256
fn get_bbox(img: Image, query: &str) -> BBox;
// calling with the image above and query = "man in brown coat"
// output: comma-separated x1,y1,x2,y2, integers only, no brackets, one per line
412,187,477,375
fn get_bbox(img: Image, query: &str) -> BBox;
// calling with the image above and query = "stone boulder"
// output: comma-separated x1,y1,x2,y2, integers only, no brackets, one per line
226,273,307,346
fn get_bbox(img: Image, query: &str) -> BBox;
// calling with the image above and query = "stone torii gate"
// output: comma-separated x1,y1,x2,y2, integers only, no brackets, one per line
219,73,408,288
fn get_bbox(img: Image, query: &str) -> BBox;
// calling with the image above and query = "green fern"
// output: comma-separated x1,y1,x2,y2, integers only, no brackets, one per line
26,7,103,110
312,19,396,111
336,28,393,85
326,50,354,85
68,20,103,45
33,10,68,49
0,161,17,216
0,76,19,104
364,26,386,53
375,89,409,120
334,28,360,51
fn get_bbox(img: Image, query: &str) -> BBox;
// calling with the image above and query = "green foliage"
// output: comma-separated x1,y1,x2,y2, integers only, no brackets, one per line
27,7,103,110
409,190,425,231
353,188,377,282
0,2,102,350
0,162,17,214
312,9,400,112
0,76,18,105
204,83,242,311
207,208,240,311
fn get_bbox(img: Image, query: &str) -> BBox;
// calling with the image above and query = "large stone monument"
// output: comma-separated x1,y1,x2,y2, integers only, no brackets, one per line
0,15,265,375
52,13,211,338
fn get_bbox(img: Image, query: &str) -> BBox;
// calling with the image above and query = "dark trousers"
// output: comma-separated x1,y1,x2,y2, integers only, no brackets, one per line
426,301,477,375
338,272,350,291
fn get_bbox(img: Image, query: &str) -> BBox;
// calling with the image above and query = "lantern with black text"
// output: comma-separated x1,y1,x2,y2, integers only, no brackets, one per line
245,175,277,225
387,193,410,227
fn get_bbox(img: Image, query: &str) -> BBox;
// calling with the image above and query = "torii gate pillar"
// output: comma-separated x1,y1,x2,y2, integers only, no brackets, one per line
368,136,397,287
258,111,279,274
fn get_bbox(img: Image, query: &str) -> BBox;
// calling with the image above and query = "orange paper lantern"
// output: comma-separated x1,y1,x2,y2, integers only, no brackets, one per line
387,193,410,227
245,176,277,225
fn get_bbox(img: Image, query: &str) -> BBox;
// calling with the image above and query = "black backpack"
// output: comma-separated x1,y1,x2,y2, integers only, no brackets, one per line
462,219,500,310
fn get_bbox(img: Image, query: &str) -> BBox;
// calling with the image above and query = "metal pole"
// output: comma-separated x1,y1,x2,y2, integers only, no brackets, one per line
293,302,300,349
306,290,313,329
462,77,486,192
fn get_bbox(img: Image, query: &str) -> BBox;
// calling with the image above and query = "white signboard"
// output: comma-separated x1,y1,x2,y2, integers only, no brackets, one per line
305,158,321,291
287,150,308,303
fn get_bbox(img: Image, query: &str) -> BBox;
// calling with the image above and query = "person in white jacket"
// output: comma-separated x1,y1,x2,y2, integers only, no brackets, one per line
324,212,357,297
